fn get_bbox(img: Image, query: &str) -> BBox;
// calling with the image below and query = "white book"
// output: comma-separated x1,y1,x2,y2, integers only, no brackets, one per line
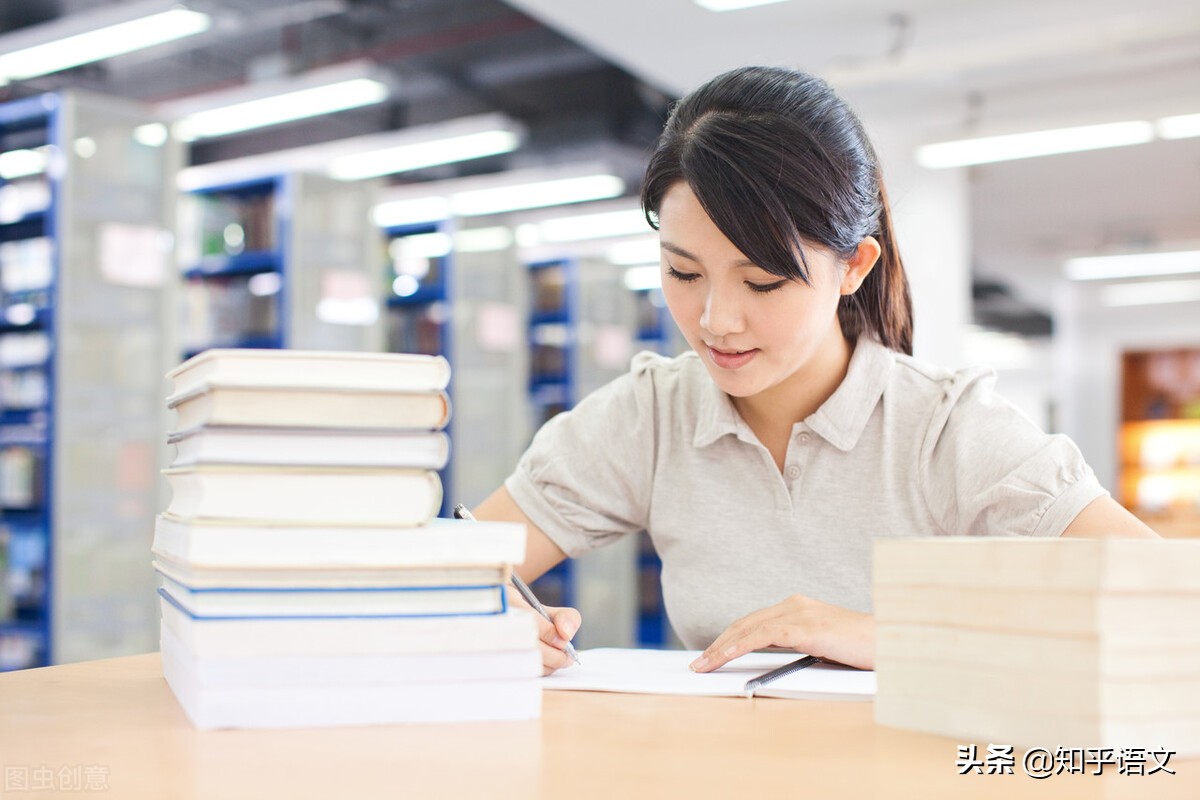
167,348,451,397
167,384,451,432
161,466,442,526
543,648,876,701
160,625,541,688
160,596,540,657
161,646,541,729
152,514,527,569
157,575,506,618
168,425,450,469
152,554,509,589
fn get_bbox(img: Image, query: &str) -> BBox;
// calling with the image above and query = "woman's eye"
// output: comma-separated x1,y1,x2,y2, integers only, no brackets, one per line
746,280,786,294
666,265,700,283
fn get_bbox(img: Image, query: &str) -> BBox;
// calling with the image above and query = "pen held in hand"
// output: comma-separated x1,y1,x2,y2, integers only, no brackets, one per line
452,504,581,666
743,654,821,694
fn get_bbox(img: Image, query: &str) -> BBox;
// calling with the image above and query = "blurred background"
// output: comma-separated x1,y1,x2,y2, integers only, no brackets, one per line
0,0,1197,669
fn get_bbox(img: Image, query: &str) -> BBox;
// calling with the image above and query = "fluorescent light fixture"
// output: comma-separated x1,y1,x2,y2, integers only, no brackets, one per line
607,237,662,266
623,265,663,291
372,165,626,226
166,61,391,141
452,175,623,216
694,0,790,11
1157,113,1200,140
537,208,650,243
133,123,169,147
391,232,452,260
454,226,513,253
916,121,1155,168
1065,250,1200,281
0,2,210,85
178,112,525,189
0,148,50,180
1100,279,1200,307
330,130,519,180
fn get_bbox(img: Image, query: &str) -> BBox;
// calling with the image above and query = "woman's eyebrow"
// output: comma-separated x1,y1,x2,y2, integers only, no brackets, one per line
660,241,758,269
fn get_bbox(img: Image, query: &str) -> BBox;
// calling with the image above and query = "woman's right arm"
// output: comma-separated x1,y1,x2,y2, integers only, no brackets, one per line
473,486,582,675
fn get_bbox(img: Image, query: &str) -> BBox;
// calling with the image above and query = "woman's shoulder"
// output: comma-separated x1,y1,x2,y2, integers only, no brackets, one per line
888,348,998,409
628,349,709,390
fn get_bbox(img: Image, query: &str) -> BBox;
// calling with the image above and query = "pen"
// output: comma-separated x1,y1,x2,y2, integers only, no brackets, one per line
743,654,820,693
452,504,581,665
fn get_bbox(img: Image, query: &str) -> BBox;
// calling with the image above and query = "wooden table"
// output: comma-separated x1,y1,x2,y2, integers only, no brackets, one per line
0,653,1195,799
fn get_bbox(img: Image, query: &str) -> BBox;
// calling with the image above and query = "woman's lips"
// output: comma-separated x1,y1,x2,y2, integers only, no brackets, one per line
707,346,758,369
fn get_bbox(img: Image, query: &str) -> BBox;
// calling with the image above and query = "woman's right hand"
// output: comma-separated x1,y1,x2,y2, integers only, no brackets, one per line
508,587,581,675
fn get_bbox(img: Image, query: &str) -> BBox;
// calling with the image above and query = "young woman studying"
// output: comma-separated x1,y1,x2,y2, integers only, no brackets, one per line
473,65,1159,676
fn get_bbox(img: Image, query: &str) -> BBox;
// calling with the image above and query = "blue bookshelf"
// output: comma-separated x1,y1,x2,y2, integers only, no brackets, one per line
0,90,175,669
383,221,455,517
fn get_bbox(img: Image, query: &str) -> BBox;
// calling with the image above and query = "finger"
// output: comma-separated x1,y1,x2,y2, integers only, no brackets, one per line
539,640,575,675
692,622,804,673
691,608,783,672
551,606,581,643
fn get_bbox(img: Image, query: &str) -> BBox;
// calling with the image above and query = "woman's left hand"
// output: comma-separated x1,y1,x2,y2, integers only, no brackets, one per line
688,594,875,673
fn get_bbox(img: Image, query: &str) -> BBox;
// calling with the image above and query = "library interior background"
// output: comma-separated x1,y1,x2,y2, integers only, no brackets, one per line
0,0,1198,671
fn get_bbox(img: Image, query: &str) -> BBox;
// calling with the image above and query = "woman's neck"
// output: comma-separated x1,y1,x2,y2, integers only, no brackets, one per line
732,331,855,436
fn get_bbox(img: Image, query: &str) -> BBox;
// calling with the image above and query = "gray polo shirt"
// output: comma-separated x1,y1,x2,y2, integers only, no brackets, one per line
505,337,1106,650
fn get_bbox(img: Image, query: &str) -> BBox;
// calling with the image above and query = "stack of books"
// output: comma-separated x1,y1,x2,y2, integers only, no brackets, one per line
154,348,541,729
873,537,1200,757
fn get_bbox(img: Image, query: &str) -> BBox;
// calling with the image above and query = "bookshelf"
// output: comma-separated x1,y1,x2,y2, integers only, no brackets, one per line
0,91,180,669
525,256,676,648
178,172,383,358
1118,348,1200,537
383,218,529,517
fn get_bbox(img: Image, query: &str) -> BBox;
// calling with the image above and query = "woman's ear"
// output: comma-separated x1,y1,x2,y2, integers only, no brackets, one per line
840,236,882,296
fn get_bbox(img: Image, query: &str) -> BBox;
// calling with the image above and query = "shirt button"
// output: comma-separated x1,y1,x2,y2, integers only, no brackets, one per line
785,465,801,480
798,432,810,444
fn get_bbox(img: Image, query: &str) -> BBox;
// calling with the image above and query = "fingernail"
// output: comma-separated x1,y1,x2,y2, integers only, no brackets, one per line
689,656,708,671
551,635,568,648
562,621,577,639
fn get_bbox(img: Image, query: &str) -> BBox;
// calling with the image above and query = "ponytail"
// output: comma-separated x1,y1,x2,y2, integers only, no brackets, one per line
837,179,913,355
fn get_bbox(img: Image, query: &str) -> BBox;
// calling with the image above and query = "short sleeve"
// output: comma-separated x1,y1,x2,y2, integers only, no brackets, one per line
504,356,659,557
920,368,1108,538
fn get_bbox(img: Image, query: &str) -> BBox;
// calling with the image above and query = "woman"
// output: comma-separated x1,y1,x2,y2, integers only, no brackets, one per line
474,65,1158,675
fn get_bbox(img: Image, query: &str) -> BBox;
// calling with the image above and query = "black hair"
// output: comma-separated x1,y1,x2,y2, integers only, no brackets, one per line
641,65,913,355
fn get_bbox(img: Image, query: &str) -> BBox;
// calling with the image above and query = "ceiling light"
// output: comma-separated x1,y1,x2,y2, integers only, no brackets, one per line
0,148,50,180
372,166,626,226
623,266,663,291
451,175,623,216
1100,279,1200,307
1064,250,1200,281
1157,113,1200,140
163,61,390,141
916,121,1155,168
607,238,661,266
330,129,519,180
693,0,791,11
177,113,525,190
0,2,210,85
537,208,649,242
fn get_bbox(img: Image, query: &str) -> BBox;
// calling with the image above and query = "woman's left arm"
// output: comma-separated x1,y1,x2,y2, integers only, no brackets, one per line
1060,495,1160,539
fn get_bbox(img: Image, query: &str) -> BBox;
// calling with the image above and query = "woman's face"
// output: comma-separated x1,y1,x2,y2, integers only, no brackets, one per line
656,181,856,401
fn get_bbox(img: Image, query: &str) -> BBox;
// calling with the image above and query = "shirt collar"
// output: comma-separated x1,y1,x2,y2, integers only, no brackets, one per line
692,337,895,452
806,337,894,451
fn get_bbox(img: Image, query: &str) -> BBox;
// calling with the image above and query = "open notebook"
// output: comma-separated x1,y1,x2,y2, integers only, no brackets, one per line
542,648,876,701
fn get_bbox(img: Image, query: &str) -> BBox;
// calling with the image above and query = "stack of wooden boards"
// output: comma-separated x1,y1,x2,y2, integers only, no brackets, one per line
154,348,540,729
874,537,1200,757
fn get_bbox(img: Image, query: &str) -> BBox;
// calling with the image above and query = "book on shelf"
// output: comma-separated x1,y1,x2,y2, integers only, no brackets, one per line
167,384,451,432
160,643,542,729
159,624,540,688
167,348,451,397
160,596,540,658
157,576,507,619
152,514,527,569
161,465,443,526
152,554,510,590
167,425,450,469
